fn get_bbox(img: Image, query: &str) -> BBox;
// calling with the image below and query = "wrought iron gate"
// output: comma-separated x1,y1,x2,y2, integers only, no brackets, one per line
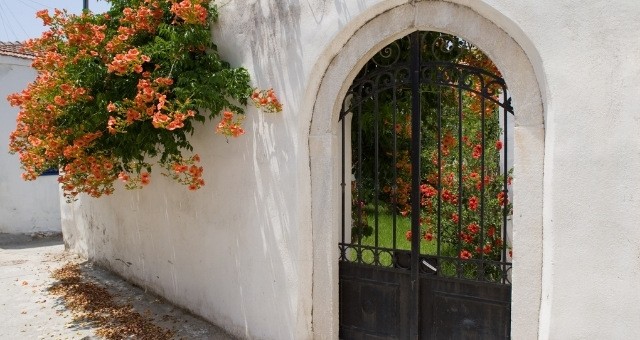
339,31,513,339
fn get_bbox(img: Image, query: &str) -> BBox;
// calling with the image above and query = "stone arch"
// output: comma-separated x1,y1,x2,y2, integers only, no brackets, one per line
307,2,545,338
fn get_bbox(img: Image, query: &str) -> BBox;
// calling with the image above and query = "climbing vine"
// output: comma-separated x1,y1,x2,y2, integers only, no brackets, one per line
7,0,281,201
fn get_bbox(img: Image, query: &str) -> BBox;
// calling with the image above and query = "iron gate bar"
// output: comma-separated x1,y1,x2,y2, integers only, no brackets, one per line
456,75,464,280
502,89,509,285
437,86,443,265
480,82,486,278
357,84,363,256
409,31,422,340
392,72,399,251
374,75,380,258
341,107,346,248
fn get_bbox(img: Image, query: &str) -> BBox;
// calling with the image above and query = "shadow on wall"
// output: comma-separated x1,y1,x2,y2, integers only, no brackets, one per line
224,1,305,338
229,1,371,338
250,0,303,86
334,0,368,26
251,2,301,339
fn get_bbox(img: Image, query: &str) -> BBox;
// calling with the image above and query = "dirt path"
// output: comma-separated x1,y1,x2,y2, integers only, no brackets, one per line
0,233,236,340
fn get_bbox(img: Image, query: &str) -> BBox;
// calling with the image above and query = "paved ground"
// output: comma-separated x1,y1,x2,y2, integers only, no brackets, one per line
0,233,236,340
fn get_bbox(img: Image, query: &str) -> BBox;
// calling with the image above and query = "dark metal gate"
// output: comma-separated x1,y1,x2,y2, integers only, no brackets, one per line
339,31,513,339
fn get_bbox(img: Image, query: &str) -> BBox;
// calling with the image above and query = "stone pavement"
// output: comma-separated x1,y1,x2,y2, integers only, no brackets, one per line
0,233,236,340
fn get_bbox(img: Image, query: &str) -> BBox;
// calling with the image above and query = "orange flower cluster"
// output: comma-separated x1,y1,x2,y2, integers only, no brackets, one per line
250,88,283,113
121,2,164,34
31,10,109,65
59,153,118,199
404,229,436,243
107,76,197,133
117,170,152,190
384,114,412,139
31,51,64,70
35,9,55,26
154,109,196,130
161,154,204,190
106,1,164,54
107,48,151,75
170,0,208,25
216,111,245,137
8,69,68,182
457,219,506,260
497,191,508,206
459,250,472,260
66,21,107,53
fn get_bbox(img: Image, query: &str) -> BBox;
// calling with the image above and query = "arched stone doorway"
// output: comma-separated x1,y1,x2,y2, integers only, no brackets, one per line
338,30,513,339
308,2,544,338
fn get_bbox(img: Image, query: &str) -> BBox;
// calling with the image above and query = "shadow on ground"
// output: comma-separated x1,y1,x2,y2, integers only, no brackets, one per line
0,233,237,339
0,232,63,250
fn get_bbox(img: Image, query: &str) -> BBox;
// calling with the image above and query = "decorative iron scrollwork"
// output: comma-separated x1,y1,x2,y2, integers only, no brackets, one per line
426,32,468,61
342,32,513,117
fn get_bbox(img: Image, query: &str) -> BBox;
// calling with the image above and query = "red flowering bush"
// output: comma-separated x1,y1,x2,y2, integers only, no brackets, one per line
8,0,281,201
383,88,512,262
353,33,512,269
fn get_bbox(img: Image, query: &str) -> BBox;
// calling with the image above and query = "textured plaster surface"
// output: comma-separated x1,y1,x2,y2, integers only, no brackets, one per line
0,56,61,234
61,0,640,339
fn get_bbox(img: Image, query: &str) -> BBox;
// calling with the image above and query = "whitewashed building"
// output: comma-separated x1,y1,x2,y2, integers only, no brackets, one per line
61,1,640,339
0,42,61,234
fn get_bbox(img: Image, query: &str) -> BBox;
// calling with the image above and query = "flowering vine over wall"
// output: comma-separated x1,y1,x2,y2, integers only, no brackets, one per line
7,0,282,201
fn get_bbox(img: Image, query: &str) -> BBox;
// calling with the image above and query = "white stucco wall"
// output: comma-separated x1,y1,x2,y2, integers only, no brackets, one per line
61,1,640,339
0,55,61,234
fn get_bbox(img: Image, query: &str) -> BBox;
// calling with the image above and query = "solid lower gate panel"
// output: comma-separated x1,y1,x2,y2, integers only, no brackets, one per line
339,261,511,340
339,261,412,340
419,277,511,339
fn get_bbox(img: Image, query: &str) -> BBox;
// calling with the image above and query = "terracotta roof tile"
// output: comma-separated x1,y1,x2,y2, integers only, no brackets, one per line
0,41,35,60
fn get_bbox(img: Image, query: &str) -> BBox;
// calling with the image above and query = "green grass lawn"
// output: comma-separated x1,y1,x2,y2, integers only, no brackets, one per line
347,206,442,266
359,209,438,254
347,207,507,282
